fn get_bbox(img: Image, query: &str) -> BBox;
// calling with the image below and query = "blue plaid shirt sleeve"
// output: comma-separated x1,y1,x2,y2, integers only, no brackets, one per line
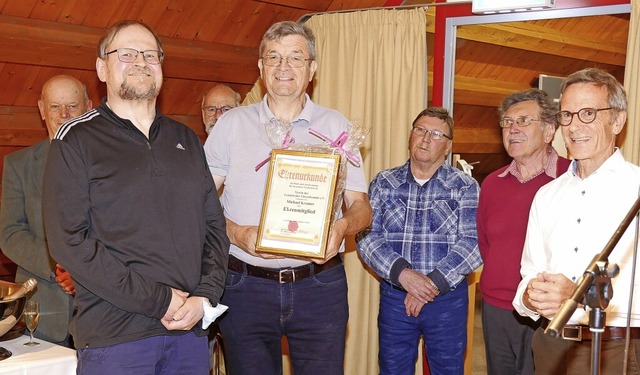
356,171,405,281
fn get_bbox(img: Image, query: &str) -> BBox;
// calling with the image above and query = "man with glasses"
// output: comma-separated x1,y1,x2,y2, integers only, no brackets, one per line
357,107,481,374
42,20,229,374
0,75,92,347
477,89,570,375
513,68,640,373
204,21,371,375
201,84,241,135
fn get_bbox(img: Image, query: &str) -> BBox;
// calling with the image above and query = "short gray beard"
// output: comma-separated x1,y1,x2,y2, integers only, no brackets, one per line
118,80,159,101
205,120,217,134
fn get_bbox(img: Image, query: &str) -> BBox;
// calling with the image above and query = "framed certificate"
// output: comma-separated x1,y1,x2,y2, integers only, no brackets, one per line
256,149,341,259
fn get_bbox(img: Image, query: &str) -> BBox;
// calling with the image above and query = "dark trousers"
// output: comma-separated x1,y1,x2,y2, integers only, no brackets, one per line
378,280,468,375
76,332,209,375
219,263,349,375
481,300,537,375
532,326,640,374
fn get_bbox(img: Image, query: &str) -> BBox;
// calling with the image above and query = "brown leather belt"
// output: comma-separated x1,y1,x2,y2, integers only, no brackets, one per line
540,318,640,341
227,255,342,284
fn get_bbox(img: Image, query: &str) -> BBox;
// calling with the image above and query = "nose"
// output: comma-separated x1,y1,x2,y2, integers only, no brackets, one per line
132,52,146,65
277,58,291,70
59,106,70,119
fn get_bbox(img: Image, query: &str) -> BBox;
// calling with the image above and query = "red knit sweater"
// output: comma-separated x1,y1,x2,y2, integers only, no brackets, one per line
477,158,571,310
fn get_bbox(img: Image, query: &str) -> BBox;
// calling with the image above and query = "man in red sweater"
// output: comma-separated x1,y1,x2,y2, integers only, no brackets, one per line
477,89,570,375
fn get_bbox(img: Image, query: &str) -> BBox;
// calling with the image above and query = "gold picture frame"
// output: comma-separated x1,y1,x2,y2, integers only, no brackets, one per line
256,149,341,259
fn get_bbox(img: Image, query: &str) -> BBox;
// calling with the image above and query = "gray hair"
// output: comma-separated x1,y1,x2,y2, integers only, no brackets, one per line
259,21,316,61
560,68,627,113
499,88,557,126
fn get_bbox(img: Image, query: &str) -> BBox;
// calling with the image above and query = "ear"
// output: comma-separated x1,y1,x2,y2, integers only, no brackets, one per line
612,110,627,135
86,99,93,111
96,58,107,83
37,100,46,120
308,60,317,82
258,59,264,80
543,123,556,144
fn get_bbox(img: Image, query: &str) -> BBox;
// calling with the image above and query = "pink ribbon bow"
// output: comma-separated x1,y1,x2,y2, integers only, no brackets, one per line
308,128,361,167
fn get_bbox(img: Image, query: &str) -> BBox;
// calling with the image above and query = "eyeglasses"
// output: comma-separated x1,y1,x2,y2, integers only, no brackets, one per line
105,48,164,65
261,54,312,68
202,106,232,116
499,116,542,128
411,127,452,140
47,103,81,113
555,107,612,126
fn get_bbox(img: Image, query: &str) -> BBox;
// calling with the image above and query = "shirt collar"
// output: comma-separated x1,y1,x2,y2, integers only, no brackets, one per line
258,94,313,126
568,147,624,178
498,146,560,182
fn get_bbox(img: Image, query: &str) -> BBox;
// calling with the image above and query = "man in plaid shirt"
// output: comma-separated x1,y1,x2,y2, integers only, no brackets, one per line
357,107,482,375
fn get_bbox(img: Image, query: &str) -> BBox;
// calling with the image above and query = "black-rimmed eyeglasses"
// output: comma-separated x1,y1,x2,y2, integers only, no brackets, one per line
105,48,164,65
261,54,312,68
202,106,232,116
555,107,612,126
411,127,452,140
499,116,542,128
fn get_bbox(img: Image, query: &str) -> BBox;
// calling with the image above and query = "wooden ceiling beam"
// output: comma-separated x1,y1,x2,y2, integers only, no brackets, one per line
426,72,529,107
0,14,260,85
425,12,626,66
254,0,333,12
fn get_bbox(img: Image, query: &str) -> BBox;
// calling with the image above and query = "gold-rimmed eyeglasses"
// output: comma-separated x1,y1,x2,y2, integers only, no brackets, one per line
499,116,542,128
105,48,164,65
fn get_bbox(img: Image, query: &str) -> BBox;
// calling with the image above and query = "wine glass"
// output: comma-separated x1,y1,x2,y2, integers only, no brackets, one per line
23,300,40,347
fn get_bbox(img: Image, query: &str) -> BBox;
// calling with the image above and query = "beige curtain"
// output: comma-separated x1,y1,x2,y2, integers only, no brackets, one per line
621,0,639,164
242,80,265,105
306,8,427,375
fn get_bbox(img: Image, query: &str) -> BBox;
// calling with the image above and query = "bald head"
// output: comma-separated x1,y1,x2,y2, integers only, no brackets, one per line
201,85,241,134
38,75,92,139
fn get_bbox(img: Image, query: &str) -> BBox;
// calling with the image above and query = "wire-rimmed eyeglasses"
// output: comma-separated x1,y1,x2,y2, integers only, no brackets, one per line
499,116,542,128
202,106,233,116
555,107,612,126
261,54,312,68
105,48,164,65
411,127,452,140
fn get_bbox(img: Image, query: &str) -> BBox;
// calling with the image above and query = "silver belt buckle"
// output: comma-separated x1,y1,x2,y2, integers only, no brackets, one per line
278,269,295,284
561,326,583,341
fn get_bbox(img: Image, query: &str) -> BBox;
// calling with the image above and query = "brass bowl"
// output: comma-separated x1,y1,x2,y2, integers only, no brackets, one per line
0,281,26,338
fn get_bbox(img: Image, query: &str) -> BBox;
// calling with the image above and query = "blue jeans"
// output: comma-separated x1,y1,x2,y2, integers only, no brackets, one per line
76,332,209,375
219,262,348,375
378,280,468,375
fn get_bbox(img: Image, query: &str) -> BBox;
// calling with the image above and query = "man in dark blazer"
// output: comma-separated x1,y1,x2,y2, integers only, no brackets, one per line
0,75,92,345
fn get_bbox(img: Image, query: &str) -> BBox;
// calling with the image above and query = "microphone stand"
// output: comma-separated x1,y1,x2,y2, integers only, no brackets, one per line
544,194,640,375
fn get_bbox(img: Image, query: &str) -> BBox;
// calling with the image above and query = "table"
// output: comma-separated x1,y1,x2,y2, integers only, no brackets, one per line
0,335,76,374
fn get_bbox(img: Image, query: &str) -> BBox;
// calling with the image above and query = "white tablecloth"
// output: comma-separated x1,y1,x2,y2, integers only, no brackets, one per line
0,335,76,375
